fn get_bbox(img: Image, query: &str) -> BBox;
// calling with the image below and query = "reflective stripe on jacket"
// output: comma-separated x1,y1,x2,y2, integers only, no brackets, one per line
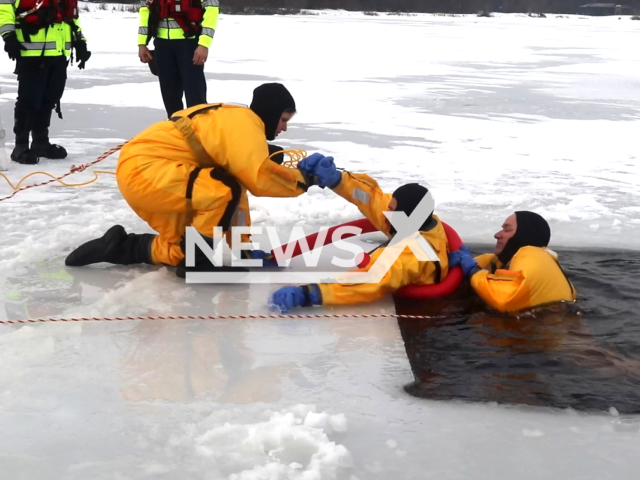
0,0,85,57
138,0,219,48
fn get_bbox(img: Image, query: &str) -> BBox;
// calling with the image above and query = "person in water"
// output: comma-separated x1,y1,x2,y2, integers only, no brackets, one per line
269,156,449,313
448,211,577,312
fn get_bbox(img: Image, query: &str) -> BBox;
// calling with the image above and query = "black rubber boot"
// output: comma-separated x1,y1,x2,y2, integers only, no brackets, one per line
31,142,67,160
11,143,39,165
13,105,31,146
11,107,39,164
65,225,156,267
31,108,67,159
175,234,249,279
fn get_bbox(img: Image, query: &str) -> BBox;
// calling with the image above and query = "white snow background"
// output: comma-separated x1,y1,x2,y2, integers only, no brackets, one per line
0,5,639,479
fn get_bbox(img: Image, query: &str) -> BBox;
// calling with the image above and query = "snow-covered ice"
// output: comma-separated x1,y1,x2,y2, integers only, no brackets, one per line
1,6,639,479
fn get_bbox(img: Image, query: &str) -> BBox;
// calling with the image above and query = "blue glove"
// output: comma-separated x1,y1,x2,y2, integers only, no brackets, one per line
449,244,472,261
244,249,279,267
313,157,341,188
297,153,326,176
448,246,479,279
269,285,322,313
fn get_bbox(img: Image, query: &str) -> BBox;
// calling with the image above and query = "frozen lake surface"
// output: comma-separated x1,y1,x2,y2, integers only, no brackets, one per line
1,6,639,479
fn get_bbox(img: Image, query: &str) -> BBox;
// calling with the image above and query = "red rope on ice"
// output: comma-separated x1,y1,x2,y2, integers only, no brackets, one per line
0,313,450,325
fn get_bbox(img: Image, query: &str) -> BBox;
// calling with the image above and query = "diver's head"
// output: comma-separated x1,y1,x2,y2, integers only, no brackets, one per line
495,211,551,264
250,83,296,141
387,183,434,235
494,213,517,256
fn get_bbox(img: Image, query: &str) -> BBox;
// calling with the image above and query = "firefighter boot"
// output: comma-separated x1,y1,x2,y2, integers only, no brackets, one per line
11,108,39,165
65,225,156,267
31,108,67,160
11,144,39,165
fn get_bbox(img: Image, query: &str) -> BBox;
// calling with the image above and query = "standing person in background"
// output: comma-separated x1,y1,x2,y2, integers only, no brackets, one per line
0,0,91,165
137,0,219,118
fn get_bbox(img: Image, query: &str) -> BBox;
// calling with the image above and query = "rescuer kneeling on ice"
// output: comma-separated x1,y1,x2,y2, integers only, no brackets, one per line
449,211,577,312
65,83,322,277
269,156,450,313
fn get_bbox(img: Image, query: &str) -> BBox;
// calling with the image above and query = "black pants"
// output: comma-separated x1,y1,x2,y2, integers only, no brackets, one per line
154,38,207,118
14,55,68,146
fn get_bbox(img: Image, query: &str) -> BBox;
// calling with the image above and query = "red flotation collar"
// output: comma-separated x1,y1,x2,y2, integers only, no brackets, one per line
269,218,464,299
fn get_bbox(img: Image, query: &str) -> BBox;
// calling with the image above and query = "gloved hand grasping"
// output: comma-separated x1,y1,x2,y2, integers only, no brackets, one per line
448,245,480,279
312,156,342,188
297,152,325,174
269,285,322,313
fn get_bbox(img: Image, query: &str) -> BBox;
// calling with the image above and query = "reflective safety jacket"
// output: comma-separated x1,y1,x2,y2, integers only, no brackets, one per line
470,246,577,313
138,0,219,49
316,171,449,305
0,0,85,57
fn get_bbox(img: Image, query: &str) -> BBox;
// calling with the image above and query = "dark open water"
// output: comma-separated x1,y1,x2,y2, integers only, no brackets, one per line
395,246,640,414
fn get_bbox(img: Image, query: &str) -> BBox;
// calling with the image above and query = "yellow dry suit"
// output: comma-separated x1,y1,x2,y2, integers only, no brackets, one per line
315,171,449,305
116,103,308,267
470,246,577,313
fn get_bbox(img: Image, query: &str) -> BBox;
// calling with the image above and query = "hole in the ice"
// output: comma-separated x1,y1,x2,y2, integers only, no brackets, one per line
395,247,640,414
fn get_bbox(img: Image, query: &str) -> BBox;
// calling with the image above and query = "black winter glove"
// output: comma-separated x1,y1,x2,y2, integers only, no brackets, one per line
3,32,26,61
73,39,91,69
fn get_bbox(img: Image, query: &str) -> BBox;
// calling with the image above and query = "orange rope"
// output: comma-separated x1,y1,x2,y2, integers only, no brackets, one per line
0,143,126,202
1,144,306,203
268,148,307,168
